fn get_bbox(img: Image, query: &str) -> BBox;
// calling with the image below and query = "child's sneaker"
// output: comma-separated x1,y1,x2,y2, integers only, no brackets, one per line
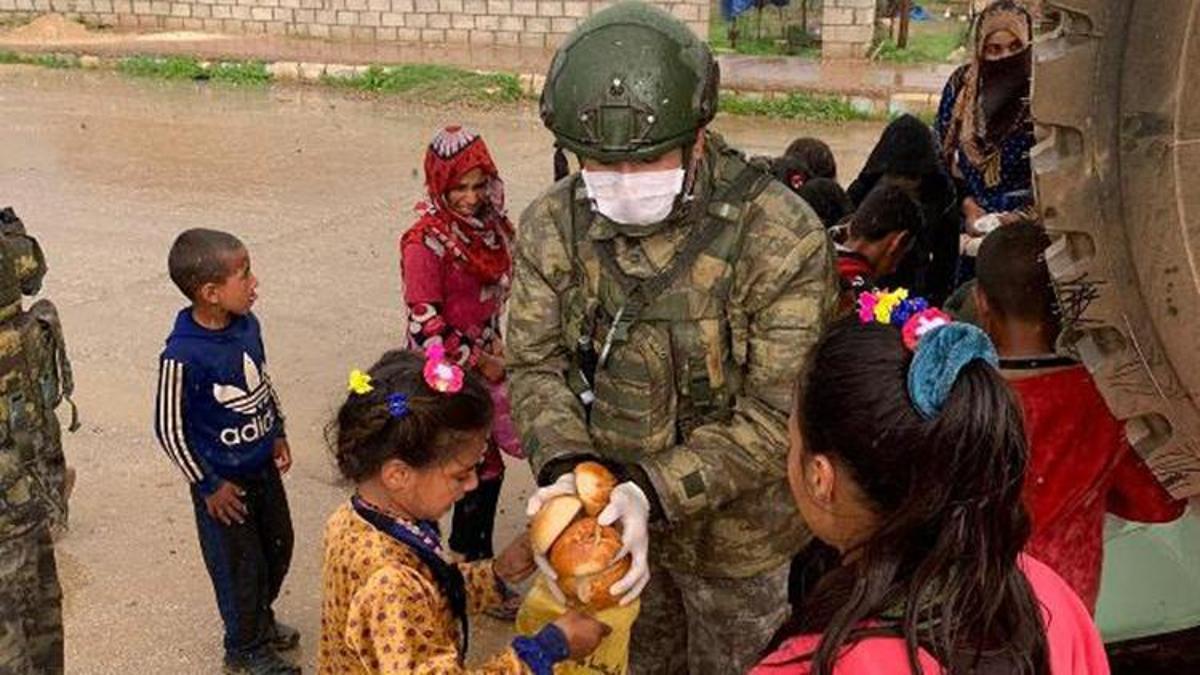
269,620,301,652
223,648,300,675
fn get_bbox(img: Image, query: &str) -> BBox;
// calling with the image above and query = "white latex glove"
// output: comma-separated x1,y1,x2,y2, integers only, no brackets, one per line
526,472,578,605
970,213,1004,237
525,472,578,518
597,482,651,606
960,233,984,258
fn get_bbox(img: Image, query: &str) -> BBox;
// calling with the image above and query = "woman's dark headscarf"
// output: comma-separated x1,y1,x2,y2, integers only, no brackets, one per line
847,114,947,205
943,0,1034,187
847,114,959,305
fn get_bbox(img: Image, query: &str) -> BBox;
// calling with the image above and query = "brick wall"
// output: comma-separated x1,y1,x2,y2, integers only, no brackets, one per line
821,0,874,60
0,0,708,48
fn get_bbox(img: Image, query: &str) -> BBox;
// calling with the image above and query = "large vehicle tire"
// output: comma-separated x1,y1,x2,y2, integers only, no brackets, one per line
1034,0,1200,499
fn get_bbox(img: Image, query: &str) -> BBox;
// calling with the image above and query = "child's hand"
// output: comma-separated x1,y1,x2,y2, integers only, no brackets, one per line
553,610,611,659
490,338,506,358
494,532,536,584
477,338,507,383
273,437,293,475
205,481,248,526
478,351,506,383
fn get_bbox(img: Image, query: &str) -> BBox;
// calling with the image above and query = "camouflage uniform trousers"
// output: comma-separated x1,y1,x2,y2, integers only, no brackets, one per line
629,557,789,675
0,523,63,675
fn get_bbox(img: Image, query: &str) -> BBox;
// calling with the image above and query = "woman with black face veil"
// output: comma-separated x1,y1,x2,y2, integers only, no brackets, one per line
934,0,1037,282
846,115,960,307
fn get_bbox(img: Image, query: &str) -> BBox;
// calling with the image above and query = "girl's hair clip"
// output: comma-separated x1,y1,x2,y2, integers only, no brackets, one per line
348,369,374,395
387,392,410,419
857,288,999,418
423,344,464,394
908,322,998,419
902,308,952,351
858,288,931,330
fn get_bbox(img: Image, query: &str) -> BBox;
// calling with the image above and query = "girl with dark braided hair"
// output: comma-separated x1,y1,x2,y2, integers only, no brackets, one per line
754,297,1108,674
317,349,608,673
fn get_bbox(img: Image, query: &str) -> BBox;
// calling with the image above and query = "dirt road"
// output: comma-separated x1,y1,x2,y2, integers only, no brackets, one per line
0,65,885,673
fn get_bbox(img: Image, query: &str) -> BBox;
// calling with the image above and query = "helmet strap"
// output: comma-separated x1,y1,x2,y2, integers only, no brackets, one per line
681,128,707,202
553,145,570,182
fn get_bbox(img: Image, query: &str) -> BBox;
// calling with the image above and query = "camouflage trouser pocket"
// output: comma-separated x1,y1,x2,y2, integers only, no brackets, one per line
591,322,677,458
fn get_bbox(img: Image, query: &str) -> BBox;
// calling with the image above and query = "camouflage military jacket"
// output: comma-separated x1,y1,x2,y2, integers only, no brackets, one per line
508,132,838,577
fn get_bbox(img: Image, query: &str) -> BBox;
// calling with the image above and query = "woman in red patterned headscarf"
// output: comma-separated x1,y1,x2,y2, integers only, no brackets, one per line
403,125,514,364
400,127,523,615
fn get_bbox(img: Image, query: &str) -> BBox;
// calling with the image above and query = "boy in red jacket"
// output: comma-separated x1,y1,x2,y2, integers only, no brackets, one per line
974,223,1186,611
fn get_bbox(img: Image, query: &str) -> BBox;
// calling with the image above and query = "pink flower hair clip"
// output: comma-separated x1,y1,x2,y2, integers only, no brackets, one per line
902,308,952,351
423,344,464,394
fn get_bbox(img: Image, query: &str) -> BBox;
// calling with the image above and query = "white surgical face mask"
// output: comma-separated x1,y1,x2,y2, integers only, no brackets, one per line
581,168,685,226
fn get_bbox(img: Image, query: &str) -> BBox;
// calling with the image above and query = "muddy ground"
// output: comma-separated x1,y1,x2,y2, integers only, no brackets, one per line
0,65,885,673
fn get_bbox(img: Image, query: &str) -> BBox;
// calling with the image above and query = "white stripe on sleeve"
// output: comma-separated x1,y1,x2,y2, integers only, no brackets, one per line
155,359,204,483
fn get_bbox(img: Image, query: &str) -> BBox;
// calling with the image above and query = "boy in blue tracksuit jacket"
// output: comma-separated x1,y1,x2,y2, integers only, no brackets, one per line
154,229,300,675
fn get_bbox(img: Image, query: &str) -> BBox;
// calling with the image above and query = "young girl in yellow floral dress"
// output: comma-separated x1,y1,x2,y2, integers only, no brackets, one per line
317,348,608,674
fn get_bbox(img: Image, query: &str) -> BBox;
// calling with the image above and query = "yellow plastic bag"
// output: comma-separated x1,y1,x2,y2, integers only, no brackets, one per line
515,576,640,675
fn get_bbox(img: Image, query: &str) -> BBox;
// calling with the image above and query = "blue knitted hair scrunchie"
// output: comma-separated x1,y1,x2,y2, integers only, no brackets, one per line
907,322,999,419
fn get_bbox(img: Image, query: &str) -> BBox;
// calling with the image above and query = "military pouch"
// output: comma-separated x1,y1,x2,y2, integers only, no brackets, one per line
560,286,601,410
589,320,677,461
0,331,56,535
0,301,75,528
24,300,78,431
671,319,735,441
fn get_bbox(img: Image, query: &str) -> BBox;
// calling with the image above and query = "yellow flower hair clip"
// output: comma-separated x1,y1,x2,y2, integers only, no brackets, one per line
348,369,374,395
872,288,908,324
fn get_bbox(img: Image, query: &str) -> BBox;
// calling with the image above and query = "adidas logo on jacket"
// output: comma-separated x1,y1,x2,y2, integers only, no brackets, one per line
154,309,286,495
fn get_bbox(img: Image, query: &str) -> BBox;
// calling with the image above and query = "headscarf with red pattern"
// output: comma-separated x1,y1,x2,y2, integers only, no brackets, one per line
403,126,514,287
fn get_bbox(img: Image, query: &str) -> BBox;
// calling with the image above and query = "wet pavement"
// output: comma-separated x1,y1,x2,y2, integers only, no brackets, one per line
0,65,885,673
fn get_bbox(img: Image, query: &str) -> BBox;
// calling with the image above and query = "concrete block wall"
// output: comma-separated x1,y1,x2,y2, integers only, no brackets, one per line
821,0,874,60
0,0,708,48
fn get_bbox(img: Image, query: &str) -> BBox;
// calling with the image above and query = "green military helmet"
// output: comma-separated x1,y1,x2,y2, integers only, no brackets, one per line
540,1,719,163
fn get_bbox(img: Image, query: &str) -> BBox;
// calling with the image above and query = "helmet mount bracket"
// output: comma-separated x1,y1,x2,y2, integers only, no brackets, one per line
578,77,658,155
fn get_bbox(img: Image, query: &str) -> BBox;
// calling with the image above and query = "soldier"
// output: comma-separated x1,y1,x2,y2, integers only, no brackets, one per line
507,3,838,672
0,207,78,674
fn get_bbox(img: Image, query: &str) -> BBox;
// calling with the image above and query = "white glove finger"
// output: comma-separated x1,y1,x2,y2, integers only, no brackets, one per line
525,474,577,517
545,580,567,605
525,493,544,518
608,556,648,596
614,542,629,561
534,552,559,581
597,500,619,527
619,573,650,606
612,520,644,561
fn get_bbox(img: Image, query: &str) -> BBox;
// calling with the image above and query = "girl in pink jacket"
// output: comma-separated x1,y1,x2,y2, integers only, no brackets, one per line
755,300,1108,675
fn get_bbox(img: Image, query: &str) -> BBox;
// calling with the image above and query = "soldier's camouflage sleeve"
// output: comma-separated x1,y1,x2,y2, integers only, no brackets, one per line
640,185,837,522
506,190,596,481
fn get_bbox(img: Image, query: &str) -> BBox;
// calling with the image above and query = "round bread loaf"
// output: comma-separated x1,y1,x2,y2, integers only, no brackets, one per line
529,495,583,555
548,517,630,610
574,461,617,517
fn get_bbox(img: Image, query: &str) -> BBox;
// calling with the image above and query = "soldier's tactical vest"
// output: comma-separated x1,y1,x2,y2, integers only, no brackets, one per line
557,154,772,465
0,207,78,541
